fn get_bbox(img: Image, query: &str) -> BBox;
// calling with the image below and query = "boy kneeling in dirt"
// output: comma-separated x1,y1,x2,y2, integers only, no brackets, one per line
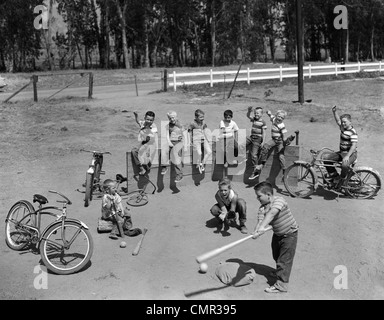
101,179,142,240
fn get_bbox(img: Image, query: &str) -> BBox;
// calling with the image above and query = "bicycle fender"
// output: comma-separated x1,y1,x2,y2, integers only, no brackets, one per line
353,167,382,181
40,219,89,241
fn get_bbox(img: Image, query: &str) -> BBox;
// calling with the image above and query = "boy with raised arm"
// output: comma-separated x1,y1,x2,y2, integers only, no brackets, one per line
323,106,358,188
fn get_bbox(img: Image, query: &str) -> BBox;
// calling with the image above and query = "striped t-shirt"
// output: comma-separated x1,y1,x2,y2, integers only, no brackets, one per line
270,116,287,141
250,118,267,138
339,127,358,152
258,196,298,236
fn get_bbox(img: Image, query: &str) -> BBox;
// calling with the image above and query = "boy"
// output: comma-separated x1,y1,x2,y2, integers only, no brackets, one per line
253,110,294,179
217,109,239,167
323,106,358,188
161,111,188,183
253,181,298,293
246,106,267,180
131,111,158,176
210,177,248,234
101,179,142,239
188,109,212,174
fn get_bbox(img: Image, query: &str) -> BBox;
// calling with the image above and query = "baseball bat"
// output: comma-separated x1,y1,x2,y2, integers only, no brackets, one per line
132,228,148,256
196,226,272,264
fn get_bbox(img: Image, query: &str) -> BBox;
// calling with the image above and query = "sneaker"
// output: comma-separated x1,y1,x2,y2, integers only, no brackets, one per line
175,175,183,183
161,167,168,175
224,162,229,168
201,164,205,172
231,160,238,165
240,225,248,234
284,134,295,146
264,285,284,293
109,233,118,240
249,170,260,180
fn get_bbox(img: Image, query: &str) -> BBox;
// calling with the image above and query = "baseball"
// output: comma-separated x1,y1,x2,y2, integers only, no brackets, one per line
120,241,127,248
199,263,208,273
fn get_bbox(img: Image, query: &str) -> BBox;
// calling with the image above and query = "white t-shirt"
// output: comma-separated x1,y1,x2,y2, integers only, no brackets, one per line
220,120,239,139
138,120,158,143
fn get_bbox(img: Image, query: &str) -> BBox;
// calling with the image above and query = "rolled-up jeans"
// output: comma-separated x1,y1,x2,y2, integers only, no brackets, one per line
323,151,357,178
271,230,298,292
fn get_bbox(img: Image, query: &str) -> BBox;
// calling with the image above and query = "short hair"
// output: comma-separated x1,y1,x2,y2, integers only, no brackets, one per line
276,110,287,118
103,179,116,190
340,114,351,121
145,111,155,119
167,111,177,118
254,181,273,195
218,177,232,189
255,107,263,112
195,109,204,117
224,110,233,118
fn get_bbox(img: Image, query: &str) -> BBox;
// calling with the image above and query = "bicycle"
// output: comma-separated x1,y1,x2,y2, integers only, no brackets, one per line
283,147,382,199
80,149,111,207
5,190,94,275
116,173,157,207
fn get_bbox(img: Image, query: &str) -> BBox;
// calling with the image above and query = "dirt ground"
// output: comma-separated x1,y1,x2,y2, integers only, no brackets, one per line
0,77,383,301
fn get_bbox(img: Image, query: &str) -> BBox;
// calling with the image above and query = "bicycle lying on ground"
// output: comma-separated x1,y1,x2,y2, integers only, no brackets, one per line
81,149,111,207
283,147,381,199
5,191,93,275
116,173,157,207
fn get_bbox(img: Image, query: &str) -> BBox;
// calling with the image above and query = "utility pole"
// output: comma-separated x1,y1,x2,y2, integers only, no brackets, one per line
296,0,304,104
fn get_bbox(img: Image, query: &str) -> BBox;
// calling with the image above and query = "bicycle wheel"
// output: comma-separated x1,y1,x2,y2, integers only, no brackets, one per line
5,200,35,251
345,169,382,199
84,172,94,207
284,163,316,198
39,221,94,275
126,190,148,207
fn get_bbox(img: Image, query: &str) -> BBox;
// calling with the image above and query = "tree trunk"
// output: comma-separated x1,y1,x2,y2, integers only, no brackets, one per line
211,0,216,67
143,12,150,68
370,26,375,61
114,0,130,69
91,0,104,68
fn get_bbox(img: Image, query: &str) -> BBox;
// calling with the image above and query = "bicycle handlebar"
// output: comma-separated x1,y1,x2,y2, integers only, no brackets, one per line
49,190,72,205
80,149,112,155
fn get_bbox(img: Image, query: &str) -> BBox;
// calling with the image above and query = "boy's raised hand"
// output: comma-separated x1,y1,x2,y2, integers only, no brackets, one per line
266,110,272,116
332,106,337,112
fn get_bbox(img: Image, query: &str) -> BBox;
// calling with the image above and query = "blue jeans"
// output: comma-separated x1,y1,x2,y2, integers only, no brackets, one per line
246,135,262,170
323,151,357,178
259,138,286,170
271,231,298,292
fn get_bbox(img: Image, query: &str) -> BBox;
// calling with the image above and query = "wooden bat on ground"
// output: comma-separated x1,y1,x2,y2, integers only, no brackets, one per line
196,226,272,264
132,228,148,256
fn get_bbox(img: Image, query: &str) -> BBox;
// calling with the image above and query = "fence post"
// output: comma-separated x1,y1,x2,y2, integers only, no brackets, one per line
335,63,338,77
32,75,38,102
210,69,213,88
173,71,177,92
163,69,168,92
88,72,93,99
358,61,361,72
134,75,139,96
309,64,312,79
279,66,283,82
247,68,250,85
380,61,382,72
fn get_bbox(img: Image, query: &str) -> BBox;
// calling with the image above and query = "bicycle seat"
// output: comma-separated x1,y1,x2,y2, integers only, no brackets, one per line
33,194,48,205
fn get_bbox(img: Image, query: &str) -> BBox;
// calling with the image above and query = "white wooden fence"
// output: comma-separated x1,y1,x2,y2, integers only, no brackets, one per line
169,61,383,91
